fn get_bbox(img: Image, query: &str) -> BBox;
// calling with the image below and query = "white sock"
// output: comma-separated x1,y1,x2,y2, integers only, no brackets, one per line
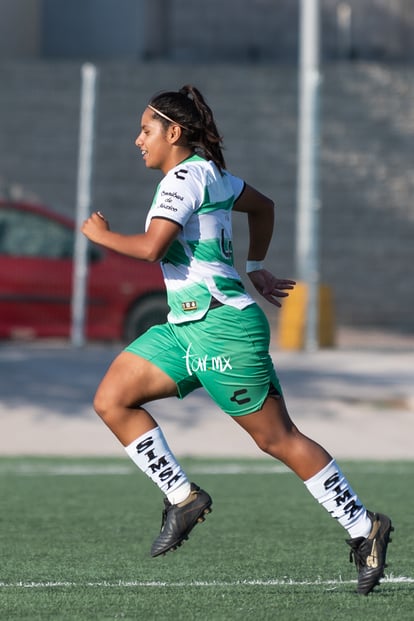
304,459,372,539
125,427,191,505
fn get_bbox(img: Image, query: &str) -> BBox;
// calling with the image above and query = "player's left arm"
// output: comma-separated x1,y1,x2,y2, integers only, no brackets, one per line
232,183,274,261
233,183,296,307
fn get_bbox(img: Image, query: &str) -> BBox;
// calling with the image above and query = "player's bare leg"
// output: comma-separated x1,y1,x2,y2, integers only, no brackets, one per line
93,351,177,444
93,351,212,556
233,394,393,594
232,393,331,480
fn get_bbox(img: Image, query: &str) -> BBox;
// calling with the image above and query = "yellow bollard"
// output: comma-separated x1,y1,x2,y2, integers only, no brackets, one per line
277,282,335,349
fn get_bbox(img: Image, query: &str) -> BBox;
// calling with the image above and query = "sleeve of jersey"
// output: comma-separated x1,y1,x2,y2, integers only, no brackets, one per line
225,172,245,201
148,168,203,227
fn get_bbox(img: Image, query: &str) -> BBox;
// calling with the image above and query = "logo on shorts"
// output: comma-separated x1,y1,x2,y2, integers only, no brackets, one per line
230,389,251,406
183,342,232,375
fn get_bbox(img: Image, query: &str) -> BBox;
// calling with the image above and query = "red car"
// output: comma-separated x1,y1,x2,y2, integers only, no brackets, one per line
0,200,168,341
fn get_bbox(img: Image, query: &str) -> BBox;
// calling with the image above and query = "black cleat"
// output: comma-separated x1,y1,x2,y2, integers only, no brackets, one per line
151,483,212,557
346,510,394,595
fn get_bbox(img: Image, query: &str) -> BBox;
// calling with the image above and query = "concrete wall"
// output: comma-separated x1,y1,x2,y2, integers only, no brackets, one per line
1,0,414,61
0,0,42,58
171,0,414,62
1,61,413,333
41,0,146,59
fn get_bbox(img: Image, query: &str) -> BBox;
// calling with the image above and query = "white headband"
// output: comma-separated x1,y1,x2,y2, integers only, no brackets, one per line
147,104,188,131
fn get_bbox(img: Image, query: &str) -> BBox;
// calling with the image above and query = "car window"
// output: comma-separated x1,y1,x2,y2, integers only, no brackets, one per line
0,207,74,259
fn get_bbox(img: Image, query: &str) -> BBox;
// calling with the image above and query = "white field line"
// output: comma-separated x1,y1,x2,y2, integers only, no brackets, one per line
2,463,414,477
0,463,290,476
0,576,412,589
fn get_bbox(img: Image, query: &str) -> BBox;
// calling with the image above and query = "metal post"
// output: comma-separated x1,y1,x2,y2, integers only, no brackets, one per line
71,63,98,348
296,0,322,351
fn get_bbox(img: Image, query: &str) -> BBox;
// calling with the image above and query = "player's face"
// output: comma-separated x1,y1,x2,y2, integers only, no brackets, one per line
135,108,172,173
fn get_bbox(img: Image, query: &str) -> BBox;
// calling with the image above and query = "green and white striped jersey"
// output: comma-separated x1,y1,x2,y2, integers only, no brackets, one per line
145,154,255,323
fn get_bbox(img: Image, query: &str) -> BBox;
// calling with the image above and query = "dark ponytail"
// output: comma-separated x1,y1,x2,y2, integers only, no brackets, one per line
148,85,226,171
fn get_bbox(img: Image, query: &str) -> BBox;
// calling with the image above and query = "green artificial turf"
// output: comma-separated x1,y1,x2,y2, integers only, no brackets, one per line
0,457,412,620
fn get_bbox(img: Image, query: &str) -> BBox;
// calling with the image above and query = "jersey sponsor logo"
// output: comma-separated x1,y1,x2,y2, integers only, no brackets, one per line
174,168,189,181
158,202,178,212
161,190,184,201
183,342,232,376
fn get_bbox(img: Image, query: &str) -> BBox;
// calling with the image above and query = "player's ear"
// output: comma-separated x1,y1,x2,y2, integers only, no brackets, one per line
167,124,183,145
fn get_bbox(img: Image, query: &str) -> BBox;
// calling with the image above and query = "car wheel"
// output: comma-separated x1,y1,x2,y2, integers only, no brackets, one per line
124,293,169,342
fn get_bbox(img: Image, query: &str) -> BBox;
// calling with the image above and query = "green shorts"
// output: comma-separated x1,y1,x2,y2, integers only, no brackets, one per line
125,302,282,416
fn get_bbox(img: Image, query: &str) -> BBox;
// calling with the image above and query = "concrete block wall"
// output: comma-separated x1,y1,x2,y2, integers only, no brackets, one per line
2,0,413,62
170,0,414,62
1,61,413,333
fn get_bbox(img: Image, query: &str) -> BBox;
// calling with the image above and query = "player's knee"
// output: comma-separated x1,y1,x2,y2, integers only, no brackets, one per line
254,434,282,456
253,425,301,458
93,387,115,422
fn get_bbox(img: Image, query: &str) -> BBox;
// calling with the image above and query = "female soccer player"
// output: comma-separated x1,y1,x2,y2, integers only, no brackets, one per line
82,85,392,594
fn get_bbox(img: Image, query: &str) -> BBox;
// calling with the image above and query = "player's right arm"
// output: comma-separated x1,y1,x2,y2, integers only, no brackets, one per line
81,212,181,263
